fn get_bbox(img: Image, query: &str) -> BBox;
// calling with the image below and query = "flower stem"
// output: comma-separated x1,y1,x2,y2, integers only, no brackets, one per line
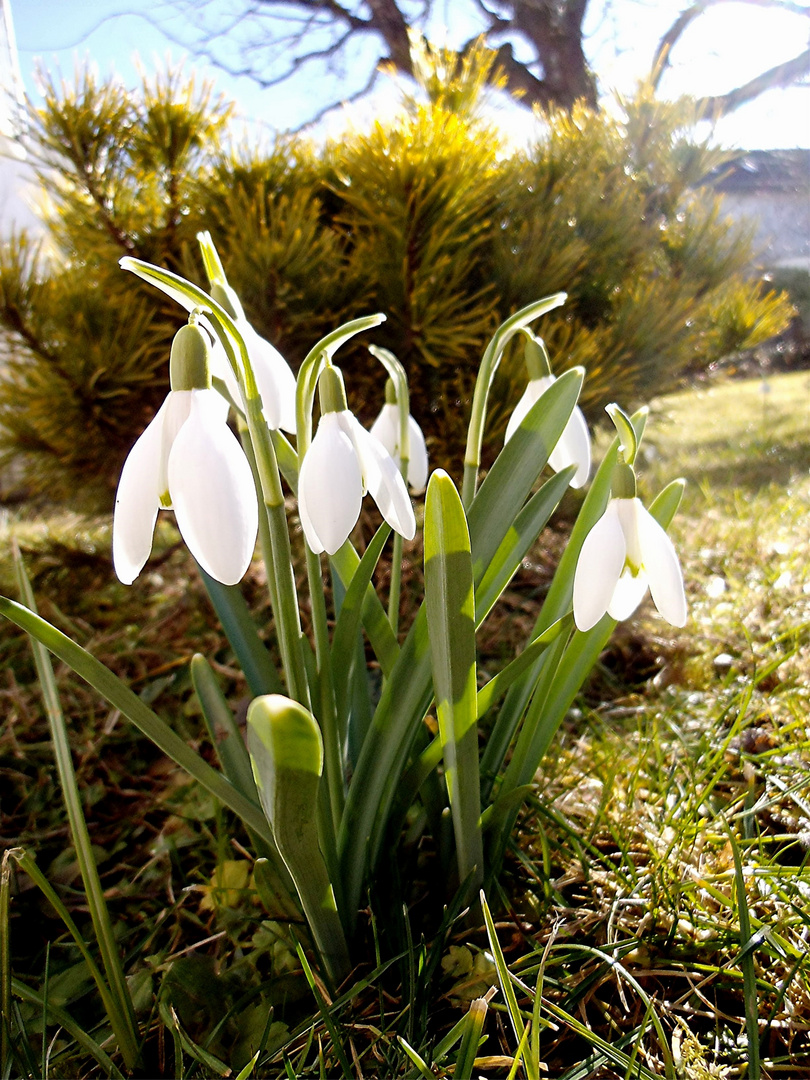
462,294,567,508
388,532,403,636
244,395,311,709
305,545,346,835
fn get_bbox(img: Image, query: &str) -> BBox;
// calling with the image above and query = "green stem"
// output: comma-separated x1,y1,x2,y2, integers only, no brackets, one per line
244,395,310,708
305,545,345,835
13,554,140,1070
461,293,566,508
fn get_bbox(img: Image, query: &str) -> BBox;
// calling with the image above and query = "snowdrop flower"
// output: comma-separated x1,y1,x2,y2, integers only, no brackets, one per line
572,496,687,631
298,366,416,555
505,334,590,488
113,321,259,586
572,403,686,631
209,281,297,433
370,381,429,491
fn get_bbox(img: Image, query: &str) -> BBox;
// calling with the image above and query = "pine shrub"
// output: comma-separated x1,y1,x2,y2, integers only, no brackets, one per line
0,64,792,506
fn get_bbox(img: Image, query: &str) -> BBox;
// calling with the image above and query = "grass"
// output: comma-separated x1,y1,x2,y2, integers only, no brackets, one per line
1,370,810,1077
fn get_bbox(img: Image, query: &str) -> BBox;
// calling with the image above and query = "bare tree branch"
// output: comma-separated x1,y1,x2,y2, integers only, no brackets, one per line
153,0,809,125
652,0,810,90
698,45,810,115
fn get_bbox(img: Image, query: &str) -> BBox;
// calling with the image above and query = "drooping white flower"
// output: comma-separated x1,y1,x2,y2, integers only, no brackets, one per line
113,323,258,586
209,282,297,433
505,375,591,488
370,403,429,491
572,497,687,631
298,366,416,555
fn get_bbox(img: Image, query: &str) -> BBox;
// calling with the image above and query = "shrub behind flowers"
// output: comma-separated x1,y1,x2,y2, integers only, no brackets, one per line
0,62,792,506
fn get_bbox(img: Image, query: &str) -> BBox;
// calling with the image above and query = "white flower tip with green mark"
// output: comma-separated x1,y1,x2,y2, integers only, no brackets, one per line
505,376,591,488
572,497,687,632
113,389,258,586
370,403,429,491
299,410,416,555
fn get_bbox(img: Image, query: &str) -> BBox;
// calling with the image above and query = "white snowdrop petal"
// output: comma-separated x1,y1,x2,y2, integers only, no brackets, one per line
607,569,649,622
299,413,363,555
504,379,549,443
348,417,416,540
616,498,645,571
549,404,591,488
573,501,626,632
637,503,688,627
168,391,258,585
406,413,429,491
158,391,194,502
208,337,242,409
370,404,398,457
245,327,298,433
112,404,167,585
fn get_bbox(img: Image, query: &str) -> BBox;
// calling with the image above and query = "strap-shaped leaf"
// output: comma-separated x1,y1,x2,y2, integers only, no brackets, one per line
424,471,483,893
482,410,650,789
331,543,399,677
338,379,585,919
0,597,275,847
331,523,391,729
476,615,572,720
467,368,584,584
337,607,434,921
488,462,686,871
198,568,283,697
474,467,575,625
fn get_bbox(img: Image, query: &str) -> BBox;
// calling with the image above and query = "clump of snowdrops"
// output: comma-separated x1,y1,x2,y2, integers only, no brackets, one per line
0,231,687,997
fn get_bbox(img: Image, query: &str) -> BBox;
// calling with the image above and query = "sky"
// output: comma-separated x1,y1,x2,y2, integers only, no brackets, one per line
7,0,810,150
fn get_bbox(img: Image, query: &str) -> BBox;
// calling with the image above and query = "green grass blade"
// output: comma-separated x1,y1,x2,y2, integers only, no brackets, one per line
11,978,126,1080
480,892,537,1080
455,997,488,1080
0,595,276,848
234,1051,261,1080
0,851,12,1076
507,1021,532,1080
467,368,584,583
397,1037,436,1080
197,569,283,697
474,467,575,624
729,828,762,1080
294,938,353,1079
8,849,131,1070
424,472,483,894
12,556,140,1070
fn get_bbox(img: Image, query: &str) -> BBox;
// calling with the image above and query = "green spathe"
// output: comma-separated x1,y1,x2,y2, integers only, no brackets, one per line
169,322,212,391
247,695,324,781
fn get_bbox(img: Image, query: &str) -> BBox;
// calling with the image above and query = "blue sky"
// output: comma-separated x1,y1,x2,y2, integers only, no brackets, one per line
9,0,810,148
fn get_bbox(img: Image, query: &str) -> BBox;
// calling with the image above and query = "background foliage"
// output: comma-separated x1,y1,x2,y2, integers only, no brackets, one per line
0,60,792,507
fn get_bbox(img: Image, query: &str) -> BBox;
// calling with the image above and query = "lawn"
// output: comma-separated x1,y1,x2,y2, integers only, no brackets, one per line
2,370,809,1078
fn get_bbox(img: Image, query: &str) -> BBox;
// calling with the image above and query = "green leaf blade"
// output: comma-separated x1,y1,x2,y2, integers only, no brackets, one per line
424,471,483,893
